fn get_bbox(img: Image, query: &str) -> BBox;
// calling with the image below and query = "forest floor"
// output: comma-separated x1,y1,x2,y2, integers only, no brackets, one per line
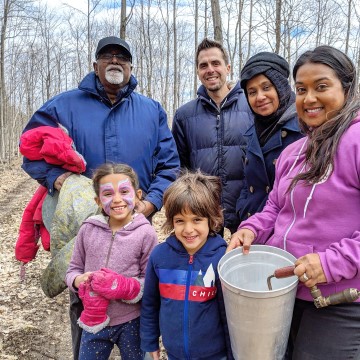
0,158,172,360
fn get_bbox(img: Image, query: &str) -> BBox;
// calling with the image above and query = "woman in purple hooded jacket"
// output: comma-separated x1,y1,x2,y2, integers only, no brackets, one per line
228,46,360,359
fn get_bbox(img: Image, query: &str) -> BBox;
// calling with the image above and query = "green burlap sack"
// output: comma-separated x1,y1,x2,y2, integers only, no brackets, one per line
50,174,99,256
40,174,99,298
40,236,76,298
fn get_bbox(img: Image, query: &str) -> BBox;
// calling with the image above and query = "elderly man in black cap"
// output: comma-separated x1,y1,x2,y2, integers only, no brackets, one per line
21,36,179,359
93,36,133,104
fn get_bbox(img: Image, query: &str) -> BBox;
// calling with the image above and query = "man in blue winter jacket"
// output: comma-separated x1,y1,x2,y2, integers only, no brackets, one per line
21,36,179,360
172,38,253,234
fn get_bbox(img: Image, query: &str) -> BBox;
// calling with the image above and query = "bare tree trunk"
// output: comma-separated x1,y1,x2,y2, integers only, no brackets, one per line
64,0,102,71
238,0,244,78
211,0,223,43
315,0,322,46
156,0,171,112
246,0,253,61
120,0,126,38
139,0,145,94
172,0,178,114
164,0,170,112
146,0,152,97
0,0,10,160
87,0,91,71
275,0,282,54
194,0,198,97
345,0,351,54
204,0,208,37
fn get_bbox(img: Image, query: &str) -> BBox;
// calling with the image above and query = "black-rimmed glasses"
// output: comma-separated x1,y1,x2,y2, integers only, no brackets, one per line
97,53,131,63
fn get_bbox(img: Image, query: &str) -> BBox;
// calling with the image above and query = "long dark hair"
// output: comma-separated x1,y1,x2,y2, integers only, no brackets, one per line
290,45,360,188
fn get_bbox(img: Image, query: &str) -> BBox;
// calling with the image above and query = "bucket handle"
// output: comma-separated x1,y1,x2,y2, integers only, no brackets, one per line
268,265,360,308
267,265,296,290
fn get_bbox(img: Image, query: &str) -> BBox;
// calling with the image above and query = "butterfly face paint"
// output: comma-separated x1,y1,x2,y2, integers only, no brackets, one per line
117,178,136,210
99,178,136,216
99,183,115,216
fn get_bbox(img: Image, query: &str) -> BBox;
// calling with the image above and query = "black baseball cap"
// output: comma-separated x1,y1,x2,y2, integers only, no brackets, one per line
95,36,132,62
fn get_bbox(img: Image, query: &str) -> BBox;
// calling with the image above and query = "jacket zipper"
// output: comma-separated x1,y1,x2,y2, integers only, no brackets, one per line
283,187,296,251
217,98,228,183
104,232,115,267
215,112,221,177
183,254,194,359
283,162,306,250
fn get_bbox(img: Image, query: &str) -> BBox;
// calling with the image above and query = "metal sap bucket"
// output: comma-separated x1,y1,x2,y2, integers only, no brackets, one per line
218,245,298,360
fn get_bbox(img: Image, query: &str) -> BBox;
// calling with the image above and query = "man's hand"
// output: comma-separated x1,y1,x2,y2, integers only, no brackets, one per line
136,200,155,218
149,350,160,360
54,171,72,191
226,228,255,254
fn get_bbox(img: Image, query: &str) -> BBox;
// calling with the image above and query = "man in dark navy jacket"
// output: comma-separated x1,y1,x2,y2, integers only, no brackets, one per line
21,36,179,360
172,38,253,234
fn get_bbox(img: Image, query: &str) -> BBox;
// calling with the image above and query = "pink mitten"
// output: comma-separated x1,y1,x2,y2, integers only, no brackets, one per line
90,268,141,302
77,281,110,334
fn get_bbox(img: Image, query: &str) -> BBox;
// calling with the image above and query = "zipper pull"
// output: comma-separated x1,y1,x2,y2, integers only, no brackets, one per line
216,114,220,129
189,255,194,264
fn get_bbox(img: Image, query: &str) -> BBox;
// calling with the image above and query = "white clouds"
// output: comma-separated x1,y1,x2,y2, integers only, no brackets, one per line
38,0,88,13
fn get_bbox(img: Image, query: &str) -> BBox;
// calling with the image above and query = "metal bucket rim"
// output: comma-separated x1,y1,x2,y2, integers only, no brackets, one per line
218,245,298,296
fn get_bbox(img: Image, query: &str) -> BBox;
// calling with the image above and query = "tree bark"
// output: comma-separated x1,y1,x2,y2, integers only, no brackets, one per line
211,0,223,43
194,0,198,97
120,0,126,38
345,0,351,54
275,0,282,54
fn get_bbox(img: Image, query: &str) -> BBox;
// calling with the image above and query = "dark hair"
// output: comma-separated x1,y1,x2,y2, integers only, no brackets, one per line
196,38,229,68
92,162,139,196
290,45,360,188
162,170,223,235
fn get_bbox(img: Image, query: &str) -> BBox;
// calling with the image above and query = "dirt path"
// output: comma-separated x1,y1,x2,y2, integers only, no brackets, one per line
0,160,74,359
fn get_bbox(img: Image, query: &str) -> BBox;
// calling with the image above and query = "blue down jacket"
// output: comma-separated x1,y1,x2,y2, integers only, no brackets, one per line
236,104,303,222
172,82,253,232
21,72,179,210
140,234,233,360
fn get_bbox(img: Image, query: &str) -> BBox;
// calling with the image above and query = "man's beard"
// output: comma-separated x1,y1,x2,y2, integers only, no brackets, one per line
207,84,222,92
105,65,124,84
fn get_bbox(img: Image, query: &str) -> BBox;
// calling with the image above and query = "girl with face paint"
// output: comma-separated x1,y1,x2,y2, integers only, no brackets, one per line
65,163,158,360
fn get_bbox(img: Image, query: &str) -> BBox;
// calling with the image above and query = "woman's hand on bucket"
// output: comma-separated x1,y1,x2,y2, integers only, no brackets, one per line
226,229,255,254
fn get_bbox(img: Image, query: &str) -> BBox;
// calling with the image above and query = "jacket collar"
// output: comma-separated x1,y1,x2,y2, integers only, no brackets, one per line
197,81,243,110
84,212,148,232
246,115,301,156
